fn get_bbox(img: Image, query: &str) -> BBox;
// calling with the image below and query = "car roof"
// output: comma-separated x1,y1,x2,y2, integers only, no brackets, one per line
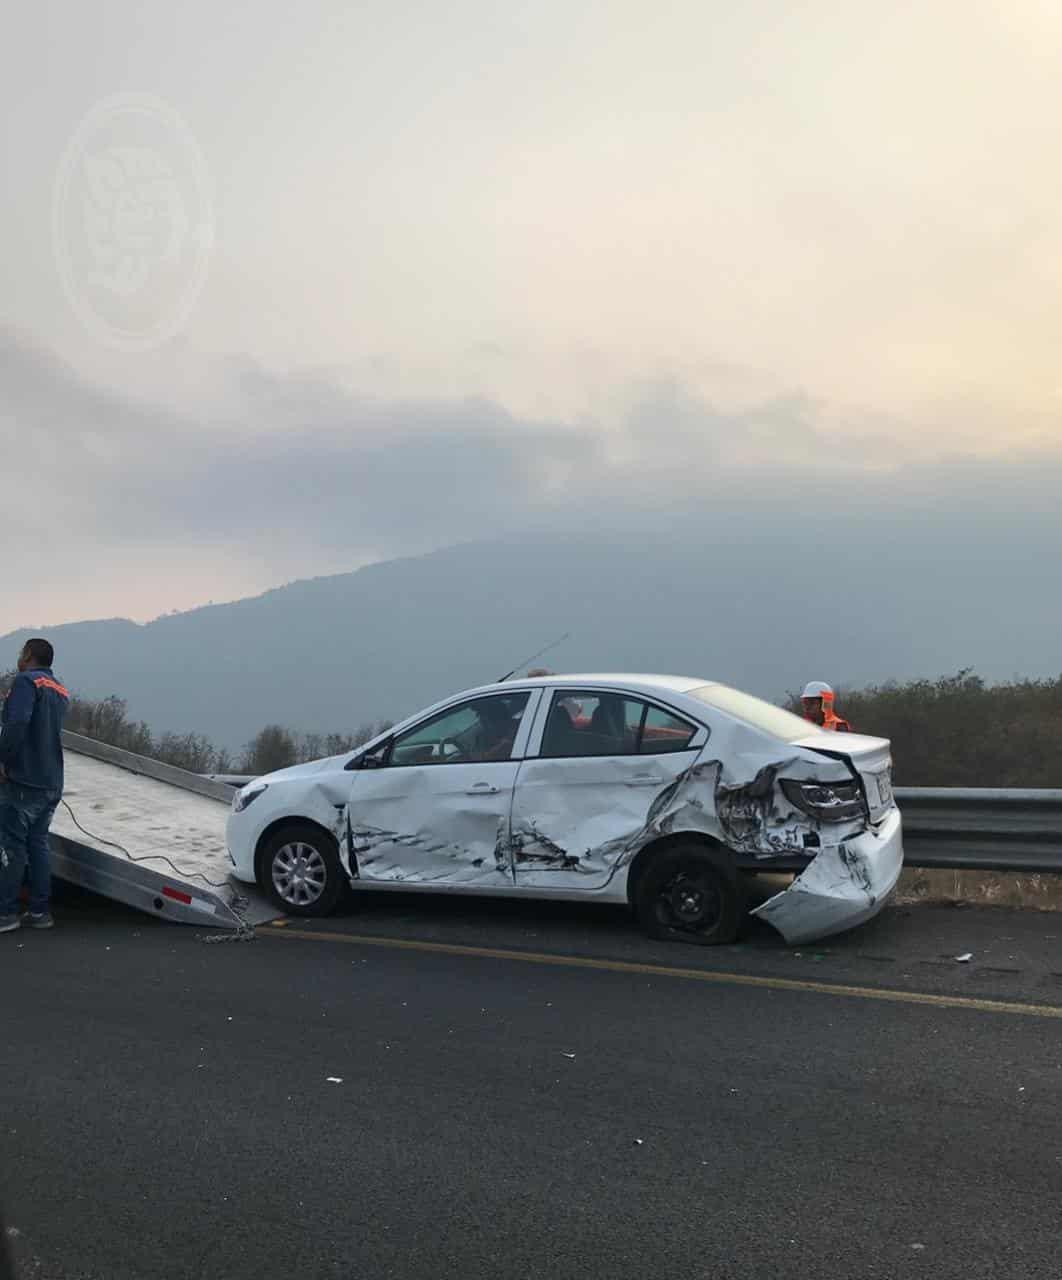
469,673,715,698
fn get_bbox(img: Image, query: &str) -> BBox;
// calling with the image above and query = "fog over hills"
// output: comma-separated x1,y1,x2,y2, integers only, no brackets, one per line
5,487,1059,750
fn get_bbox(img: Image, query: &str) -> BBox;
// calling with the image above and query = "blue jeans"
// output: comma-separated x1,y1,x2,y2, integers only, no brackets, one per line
0,782,61,916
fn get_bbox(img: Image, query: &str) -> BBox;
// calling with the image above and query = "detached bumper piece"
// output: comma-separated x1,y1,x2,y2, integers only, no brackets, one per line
751,809,904,944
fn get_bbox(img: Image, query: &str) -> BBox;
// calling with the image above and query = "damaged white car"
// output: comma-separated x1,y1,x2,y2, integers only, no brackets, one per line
226,674,903,945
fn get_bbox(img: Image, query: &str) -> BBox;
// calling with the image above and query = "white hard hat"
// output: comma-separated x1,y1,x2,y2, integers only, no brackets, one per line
801,681,833,699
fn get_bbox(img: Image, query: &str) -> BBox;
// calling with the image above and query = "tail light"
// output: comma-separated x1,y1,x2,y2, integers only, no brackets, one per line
781,779,867,823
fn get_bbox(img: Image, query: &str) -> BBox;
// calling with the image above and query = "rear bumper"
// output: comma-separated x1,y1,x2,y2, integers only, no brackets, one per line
750,808,904,945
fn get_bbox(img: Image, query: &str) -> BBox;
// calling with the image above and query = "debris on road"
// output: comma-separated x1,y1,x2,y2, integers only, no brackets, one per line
955,953,973,963
326,1076,344,1084
561,1052,576,1059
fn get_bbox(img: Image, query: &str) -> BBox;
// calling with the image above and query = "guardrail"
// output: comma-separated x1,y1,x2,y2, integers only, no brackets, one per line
198,774,1062,873
895,787,1062,873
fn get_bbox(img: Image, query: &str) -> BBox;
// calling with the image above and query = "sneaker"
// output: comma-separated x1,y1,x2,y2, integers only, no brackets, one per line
23,912,54,930
0,914,20,933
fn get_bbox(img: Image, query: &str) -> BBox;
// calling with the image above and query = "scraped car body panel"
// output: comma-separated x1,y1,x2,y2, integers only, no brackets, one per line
348,760,521,885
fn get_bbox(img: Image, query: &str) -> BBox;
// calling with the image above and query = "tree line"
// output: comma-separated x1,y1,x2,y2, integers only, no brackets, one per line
1,667,1058,785
0,671,391,777
784,669,1062,787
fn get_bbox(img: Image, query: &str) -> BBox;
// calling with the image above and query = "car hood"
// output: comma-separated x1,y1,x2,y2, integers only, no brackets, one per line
258,753,351,784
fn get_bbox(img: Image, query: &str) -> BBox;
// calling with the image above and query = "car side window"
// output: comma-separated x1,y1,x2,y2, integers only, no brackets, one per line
639,705,697,754
539,692,645,758
538,692,698,758
389,693,530,766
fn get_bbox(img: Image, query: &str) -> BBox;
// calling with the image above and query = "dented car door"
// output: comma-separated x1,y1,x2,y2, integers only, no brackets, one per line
347,691,537,886
510,689,708,890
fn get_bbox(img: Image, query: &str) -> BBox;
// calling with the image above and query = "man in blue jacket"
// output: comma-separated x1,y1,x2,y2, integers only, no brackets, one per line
0,638,68,932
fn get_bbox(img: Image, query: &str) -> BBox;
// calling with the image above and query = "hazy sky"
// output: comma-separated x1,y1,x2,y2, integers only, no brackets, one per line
3,0,1062,629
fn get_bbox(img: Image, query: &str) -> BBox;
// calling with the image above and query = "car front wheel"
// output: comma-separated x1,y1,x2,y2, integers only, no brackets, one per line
259,823,347,917
634,844,741,945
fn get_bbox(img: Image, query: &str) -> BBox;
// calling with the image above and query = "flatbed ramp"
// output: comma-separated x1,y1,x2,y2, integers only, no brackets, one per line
50,732,277,930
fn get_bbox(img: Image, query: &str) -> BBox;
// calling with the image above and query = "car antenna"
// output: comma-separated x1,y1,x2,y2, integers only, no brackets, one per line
496,633,570,683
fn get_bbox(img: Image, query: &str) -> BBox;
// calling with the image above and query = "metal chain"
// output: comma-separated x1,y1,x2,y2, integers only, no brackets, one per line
198,890,258,943
199,924,257,944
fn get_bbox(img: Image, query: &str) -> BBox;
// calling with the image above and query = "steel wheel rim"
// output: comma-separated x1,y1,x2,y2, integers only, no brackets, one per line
272,841,328,906
656,870,722,933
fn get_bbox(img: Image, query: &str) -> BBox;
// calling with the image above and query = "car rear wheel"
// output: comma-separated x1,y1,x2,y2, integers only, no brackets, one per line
260,823,347,917
634,844,741,945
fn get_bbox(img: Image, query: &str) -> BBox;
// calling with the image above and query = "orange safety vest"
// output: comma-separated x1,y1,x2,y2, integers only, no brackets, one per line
803,693,851,732
821,692,850,732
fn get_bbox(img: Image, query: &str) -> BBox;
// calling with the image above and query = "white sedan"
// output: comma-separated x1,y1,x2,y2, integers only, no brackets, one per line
225,674,903,945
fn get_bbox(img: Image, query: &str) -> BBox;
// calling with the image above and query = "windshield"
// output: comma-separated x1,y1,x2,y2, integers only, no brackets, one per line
688,683,815,743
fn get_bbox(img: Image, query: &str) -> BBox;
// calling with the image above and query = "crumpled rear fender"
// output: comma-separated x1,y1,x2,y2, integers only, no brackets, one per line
616,750,866,870
750,809,904,944
521,748,873,891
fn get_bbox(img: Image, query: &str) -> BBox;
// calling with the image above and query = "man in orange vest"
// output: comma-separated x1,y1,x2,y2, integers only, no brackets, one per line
800,681,851,732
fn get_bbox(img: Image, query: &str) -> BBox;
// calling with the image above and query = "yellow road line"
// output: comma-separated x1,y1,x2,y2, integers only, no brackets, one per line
262,925,1062,1020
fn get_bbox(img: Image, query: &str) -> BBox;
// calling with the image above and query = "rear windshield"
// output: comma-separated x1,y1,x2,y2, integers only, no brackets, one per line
687,683,814,743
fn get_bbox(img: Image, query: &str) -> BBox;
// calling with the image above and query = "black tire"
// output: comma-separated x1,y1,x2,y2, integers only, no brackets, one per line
634,843,742,945
258,823,347,917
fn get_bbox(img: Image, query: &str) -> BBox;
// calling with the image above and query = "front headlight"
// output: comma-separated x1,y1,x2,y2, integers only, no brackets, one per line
233,782,268,814
781,779,866,823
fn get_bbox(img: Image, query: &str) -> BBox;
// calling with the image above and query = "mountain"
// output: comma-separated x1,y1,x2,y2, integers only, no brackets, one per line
4,508,1060,751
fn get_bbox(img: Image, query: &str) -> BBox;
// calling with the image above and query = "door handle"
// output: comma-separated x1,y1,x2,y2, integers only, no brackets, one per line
466,782,499,795
629,773,663,786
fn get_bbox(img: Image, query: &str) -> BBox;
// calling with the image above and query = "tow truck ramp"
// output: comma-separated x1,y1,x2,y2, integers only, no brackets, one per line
50,732,277,930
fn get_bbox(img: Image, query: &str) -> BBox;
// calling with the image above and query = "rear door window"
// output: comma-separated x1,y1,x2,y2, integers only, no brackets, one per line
539,692,697,758
539,692,642,757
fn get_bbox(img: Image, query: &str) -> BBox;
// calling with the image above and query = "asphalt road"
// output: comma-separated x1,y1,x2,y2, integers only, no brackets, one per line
3,891,1062,1280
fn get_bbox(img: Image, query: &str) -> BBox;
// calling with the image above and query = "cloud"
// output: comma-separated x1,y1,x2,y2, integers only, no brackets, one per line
0,327,829,551
2,325,1061,628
